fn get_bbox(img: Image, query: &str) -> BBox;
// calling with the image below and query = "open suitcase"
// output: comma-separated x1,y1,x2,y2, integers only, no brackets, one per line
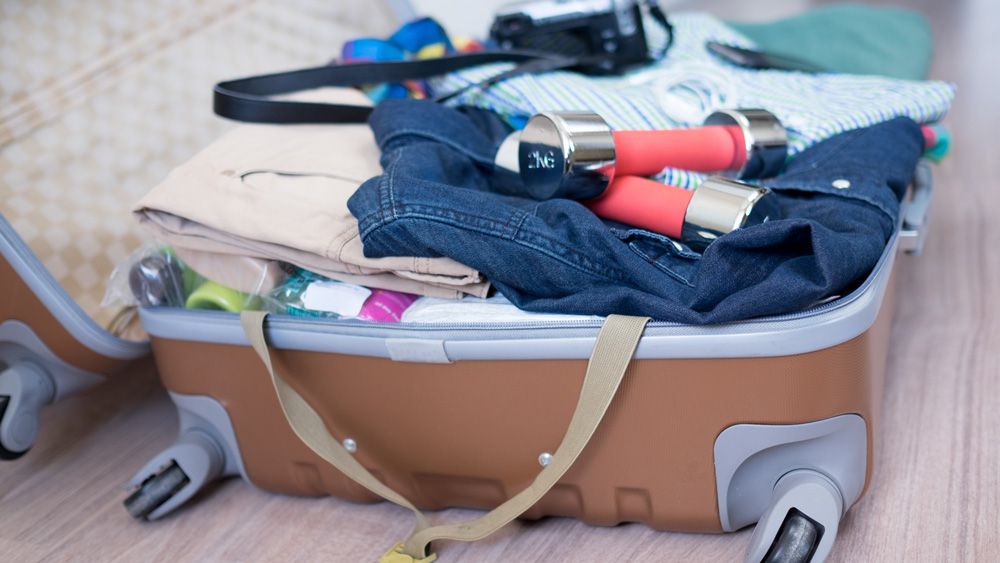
0,0,398,462
0,217,148,458
124,144,934,562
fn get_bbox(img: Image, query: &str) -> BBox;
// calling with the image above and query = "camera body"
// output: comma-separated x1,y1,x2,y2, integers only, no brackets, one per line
490,0,654,75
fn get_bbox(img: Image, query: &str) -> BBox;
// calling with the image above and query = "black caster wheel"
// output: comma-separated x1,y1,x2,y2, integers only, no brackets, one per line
761,508,824,563
0,396,29,460
124,461,190,520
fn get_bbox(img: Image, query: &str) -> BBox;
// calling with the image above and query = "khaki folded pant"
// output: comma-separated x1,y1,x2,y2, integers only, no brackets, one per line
134,89,489,299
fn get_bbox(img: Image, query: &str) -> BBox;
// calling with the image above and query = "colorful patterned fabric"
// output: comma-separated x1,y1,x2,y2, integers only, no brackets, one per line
431,12,956,188
341,17,481,103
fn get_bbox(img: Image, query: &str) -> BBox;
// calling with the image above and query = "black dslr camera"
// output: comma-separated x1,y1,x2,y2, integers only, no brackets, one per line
490,0,672,75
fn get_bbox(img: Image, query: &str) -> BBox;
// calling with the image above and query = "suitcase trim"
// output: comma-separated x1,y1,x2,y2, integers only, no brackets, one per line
0,214,148,359
138,227,898,361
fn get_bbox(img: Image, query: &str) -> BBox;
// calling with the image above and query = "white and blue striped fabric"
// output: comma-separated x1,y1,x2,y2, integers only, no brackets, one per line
434,12,956,188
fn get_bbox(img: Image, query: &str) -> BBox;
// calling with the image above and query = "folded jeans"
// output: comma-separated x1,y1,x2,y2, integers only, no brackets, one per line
347,99,924,323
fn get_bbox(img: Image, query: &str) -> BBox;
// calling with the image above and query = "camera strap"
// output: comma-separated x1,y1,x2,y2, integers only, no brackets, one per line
213,50,574,124
214,2,673,125
645,1,675,59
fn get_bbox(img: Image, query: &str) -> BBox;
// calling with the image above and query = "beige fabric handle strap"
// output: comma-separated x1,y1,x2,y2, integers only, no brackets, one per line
240,311,649,562
240,311,430,533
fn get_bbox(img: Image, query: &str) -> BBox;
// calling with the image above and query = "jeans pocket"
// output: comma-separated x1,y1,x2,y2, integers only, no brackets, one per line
612,228,701,287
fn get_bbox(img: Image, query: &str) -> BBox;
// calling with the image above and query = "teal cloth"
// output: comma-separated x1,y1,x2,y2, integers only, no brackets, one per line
726,3,933,80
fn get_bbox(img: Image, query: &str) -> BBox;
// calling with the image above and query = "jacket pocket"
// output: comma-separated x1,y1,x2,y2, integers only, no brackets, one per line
612,228,701,287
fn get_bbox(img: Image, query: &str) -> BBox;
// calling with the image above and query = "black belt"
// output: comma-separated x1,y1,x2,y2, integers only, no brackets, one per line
212,50,575,124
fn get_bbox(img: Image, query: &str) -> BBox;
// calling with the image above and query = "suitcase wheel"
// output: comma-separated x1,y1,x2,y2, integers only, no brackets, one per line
0,396,26,459
124,429,226,520
124,461,190,519
744,470,845,563
0,362,55,460
760,509,823,563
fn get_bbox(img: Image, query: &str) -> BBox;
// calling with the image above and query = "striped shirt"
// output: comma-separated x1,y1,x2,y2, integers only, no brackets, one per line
433,12,956,188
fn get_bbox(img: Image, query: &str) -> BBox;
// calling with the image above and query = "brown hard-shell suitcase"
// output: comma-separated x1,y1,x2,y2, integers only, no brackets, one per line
124,161,935,561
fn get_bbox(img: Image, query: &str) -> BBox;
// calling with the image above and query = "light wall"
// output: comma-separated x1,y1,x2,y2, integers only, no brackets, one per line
385,0,511,37
386,0,805,39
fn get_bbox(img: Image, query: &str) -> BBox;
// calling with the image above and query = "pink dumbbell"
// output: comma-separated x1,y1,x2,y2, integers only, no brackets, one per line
517,109,787,200
515,110,785,248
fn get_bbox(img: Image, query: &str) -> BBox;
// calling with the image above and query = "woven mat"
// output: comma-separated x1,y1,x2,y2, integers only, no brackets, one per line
0,0,395,331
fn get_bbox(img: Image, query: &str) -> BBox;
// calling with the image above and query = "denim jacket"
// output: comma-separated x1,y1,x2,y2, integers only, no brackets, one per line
348,99,923,323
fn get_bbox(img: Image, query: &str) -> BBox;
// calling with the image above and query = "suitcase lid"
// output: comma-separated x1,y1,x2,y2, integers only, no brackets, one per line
0,214,148,360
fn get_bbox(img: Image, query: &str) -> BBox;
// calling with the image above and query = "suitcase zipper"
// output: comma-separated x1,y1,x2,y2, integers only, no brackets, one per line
294,233,896,333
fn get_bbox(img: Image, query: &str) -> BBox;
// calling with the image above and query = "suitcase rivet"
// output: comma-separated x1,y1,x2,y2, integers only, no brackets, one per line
342,438,358,453
538,452,553,467
832,179,851,189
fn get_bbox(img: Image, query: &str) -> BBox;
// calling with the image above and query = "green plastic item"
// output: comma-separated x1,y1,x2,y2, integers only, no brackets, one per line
727,3,934,80
186,280,260,313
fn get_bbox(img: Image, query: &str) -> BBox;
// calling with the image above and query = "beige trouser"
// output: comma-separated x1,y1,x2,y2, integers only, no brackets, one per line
134,89,488,299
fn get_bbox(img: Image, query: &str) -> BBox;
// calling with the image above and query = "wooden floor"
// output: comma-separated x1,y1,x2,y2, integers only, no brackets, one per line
2,0,997,561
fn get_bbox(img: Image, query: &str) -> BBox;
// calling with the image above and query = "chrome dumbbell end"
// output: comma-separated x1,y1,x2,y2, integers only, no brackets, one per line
518,111,616,200
703,108,787,180
681,176,780,250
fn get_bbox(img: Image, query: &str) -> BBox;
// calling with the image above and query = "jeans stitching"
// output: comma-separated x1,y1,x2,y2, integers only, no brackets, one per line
628,242,696,287
510,207,531,238
370,206,628,281
387,151,401,222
